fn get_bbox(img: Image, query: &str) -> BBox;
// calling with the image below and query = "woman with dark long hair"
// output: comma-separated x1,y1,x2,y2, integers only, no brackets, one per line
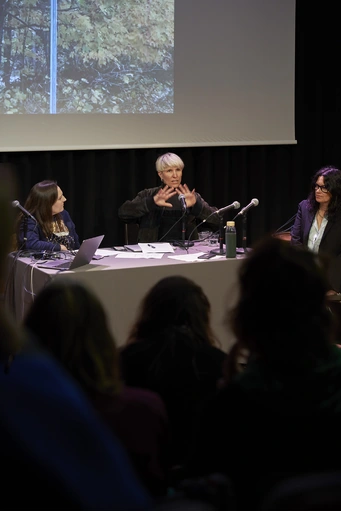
24,279,170,496
120,275,226,467
16,180,79,252
186,237,341,509
291,165,341,292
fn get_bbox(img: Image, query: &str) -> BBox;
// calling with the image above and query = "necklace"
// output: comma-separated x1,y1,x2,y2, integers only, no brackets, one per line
317,209,327,220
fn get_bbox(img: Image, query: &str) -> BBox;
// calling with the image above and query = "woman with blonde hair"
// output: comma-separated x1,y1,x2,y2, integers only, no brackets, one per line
118,152,218,243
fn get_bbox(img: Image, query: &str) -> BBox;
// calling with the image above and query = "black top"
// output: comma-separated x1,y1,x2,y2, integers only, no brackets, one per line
186,345,341,508
291,199,341,291
119,333,226,467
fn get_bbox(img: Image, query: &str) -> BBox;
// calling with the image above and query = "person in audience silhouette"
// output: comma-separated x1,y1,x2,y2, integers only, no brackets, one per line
24,278,170,497
16,179,80,252
186,236,341,510
0,164,151,510
118,152,219,243
291,165,341,293
119,275,227,469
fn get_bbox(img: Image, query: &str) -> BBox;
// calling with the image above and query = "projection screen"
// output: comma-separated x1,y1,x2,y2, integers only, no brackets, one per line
0,0,296,152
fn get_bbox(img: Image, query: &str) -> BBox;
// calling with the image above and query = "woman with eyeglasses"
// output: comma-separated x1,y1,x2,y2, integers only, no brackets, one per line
118,152,219,243
291,165,341,293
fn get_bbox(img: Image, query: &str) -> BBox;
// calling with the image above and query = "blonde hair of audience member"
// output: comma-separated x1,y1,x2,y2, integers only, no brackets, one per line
126,275,218,348
24,279,121,395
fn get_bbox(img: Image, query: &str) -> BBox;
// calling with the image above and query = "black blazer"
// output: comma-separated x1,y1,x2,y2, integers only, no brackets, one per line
291,199,341,292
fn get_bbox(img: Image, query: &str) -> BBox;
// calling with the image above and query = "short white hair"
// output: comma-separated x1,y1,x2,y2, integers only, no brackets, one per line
155,153,184,173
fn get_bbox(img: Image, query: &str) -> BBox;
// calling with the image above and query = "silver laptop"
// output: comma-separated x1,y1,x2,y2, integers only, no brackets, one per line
38,235,104,271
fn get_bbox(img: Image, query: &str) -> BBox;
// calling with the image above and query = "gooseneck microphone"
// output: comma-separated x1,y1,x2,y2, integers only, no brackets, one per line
178,194,187,212
234,198,259,218
214,201,240,215
12,200,37,221
186,200,240,252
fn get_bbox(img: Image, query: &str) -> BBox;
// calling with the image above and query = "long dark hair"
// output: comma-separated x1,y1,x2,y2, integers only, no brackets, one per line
126,275,218,348
24,279,122,395
17,180,63,237
307,165,341,221
227,236,332,364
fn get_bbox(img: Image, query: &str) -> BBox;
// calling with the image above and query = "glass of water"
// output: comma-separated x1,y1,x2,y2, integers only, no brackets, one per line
198,230,213,245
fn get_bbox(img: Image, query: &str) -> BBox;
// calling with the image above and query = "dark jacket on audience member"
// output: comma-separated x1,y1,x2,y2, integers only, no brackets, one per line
87,385,170,496
0,338,151,511
187,345,341,509
18,209,80,252
120,333,226,466
291,199,341,292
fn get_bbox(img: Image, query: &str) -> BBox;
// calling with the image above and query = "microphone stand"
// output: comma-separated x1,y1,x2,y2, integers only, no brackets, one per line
210,213,225,255
23,216,28,251
240,213,248,254
173,211,194,249
182,214,186,245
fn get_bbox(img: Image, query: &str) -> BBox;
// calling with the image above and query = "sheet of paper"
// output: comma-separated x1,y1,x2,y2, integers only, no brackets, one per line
96,248,120,256
168,252,206,262
168,253,226,262
138,243,175,253
115,252,164,259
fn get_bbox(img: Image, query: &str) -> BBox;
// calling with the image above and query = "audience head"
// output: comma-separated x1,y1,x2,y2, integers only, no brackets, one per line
0,164,24,360
0,164,16,272
127,275,218,347
228,236,332,363
308,165,341,217
24,279,121,395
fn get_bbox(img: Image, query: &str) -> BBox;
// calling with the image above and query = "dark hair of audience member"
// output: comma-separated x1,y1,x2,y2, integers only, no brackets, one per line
0,164,24,363
126,275,218,348
24,279,121,395
227,236,333,366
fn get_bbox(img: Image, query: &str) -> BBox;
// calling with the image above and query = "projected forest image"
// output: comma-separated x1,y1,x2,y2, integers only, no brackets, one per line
0,0,174,114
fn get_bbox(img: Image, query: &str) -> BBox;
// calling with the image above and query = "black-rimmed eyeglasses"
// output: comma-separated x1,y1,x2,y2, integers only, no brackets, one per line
314,184,329,193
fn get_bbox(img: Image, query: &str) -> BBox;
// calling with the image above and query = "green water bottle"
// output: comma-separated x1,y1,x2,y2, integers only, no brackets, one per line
225,221,236,258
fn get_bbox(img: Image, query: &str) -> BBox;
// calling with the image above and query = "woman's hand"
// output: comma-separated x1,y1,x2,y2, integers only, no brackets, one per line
60,244,67,251
176,184,197,208
153,185,177,208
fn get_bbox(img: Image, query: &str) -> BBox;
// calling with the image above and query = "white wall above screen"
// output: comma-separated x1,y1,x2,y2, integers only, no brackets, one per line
0,0,296,152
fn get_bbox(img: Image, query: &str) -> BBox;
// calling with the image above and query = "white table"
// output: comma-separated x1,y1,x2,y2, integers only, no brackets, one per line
7,245,244,352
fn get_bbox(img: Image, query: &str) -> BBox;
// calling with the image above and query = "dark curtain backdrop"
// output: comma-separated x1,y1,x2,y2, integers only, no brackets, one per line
1,1,340,248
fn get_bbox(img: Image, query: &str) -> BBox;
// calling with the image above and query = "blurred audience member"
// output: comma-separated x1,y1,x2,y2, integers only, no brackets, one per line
218,340,249,388
187,236,341,509
24,279,170,496
120,275,226,468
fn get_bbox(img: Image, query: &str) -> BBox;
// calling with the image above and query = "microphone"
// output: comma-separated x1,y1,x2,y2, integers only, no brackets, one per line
12,200,37,221
234,198,259,218
215,201,240,215
178,194,187,212
185,200,240,253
